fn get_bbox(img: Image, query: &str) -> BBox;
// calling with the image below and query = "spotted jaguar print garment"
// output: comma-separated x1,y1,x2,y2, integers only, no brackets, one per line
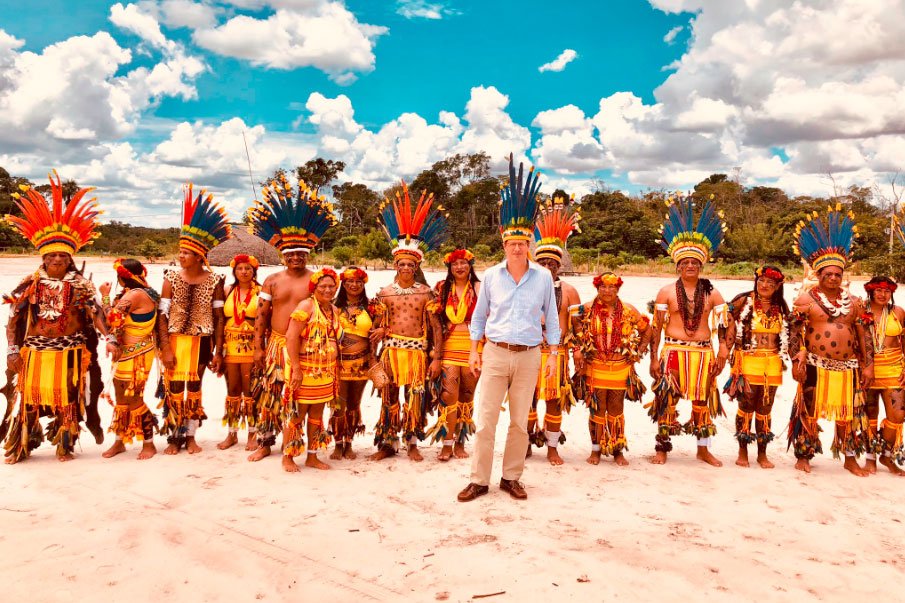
164,269,223,336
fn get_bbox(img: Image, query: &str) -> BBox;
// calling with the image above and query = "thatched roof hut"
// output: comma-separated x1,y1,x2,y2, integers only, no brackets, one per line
207,225,281,266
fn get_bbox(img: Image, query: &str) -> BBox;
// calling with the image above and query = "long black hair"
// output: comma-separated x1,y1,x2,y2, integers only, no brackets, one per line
732,264,789,315
230,260,261,290
335,266,371,309
865,275,897,309
438,260,480,309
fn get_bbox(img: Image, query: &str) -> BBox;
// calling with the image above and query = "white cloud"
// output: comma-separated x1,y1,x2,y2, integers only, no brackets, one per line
538,48,578,73
663,25,683,44
192,2,387,84
110,2,176,52
136,0,221,29
396,1,459,20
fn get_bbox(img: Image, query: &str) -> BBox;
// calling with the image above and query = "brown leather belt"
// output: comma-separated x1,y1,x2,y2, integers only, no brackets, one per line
490,340,538,353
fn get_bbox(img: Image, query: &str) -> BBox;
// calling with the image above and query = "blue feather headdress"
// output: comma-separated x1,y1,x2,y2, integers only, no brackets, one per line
180,183,232,258
499,153,541,242
249,173,337,254
794,203,857,272
658,194,727,264
379,179,448,263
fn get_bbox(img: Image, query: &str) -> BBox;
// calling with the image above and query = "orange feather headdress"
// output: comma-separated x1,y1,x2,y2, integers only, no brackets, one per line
534,193,580,263
179,183,232,258
379,179,448,263
7,170,101,256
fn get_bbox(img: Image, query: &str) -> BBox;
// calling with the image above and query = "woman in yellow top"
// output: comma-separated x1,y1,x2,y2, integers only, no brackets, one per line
724,266,788,469
426,249,481,462
862,276,905,475
217,254,261,451
99,259,160,460
331,267,384,461
284,268,342,473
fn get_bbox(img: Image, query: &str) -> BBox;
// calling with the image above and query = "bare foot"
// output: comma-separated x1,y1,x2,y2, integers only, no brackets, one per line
217,432,238,450
453,443,469,459
696,446,722,467
248,446,271,462
864,458,878,474
5,456,20,465
58,452,74,462
186,437,202,454
525,445,533,458
344,443,357,460
305,454,330,470
547,447,564,466
138,442,157,460
369,447,395,461
586,450,601,465
879,456,905,476
794,457,811,473
408,444,424,462
438,445,453,462
102,440,126,459
843,456,870,477
735,446,749,467
330,443,345,460
756,453,774,469
614,452,629,466
88,424,105,445
164,443,181,455
282,455,300,473
245,434,258,451
651,450,668,465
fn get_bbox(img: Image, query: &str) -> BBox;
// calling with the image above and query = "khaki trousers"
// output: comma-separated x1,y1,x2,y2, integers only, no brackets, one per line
470,342,542,486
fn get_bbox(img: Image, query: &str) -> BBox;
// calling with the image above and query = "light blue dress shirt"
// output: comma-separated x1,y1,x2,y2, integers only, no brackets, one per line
469,260,561,347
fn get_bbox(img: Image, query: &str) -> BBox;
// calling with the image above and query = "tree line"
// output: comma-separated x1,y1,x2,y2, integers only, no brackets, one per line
2,161,903,278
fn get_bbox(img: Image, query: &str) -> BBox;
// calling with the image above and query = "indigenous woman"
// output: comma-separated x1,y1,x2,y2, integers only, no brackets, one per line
572,272,650,466
331,267,384,460
217,254,262,451
724,266,788,469
426,248,481,461
862,276,905,475
157,184,231,455
283,268,342,472
100,259,160,460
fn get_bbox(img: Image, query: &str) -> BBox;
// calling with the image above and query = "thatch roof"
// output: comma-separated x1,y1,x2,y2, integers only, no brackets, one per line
207,226,281,266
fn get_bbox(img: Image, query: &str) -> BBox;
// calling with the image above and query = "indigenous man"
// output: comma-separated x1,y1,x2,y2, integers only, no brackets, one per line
862,276,905,475
247,174,336,461
572,272,650,466
3,171,107,463
283,268,342,472
788,206,873,476
649,195,730,467
724,266,788,469
426,248,481,461
528,194,581,465
371,180,445,462
458,155,560,502
158,184,231,455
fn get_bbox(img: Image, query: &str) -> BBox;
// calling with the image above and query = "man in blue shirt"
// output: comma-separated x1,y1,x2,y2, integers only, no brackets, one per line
458,158,561,501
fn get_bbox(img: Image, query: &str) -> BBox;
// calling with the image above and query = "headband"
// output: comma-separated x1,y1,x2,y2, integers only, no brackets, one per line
340,267,368,283
593,273,623,289
113,258,149,288
444,249,475,265
230,254,260,269
308,267,339,293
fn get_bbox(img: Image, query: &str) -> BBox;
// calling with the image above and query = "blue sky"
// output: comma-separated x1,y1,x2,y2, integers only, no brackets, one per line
0,1,901,221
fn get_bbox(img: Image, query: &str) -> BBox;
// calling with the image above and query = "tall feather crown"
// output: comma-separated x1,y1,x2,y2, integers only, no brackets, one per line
248,173,337,254
794,204,857,272
7,170,101,255
180,183,232,257
379,179,448,262
658,194,726,264
534,193,580,263
499,154,541,242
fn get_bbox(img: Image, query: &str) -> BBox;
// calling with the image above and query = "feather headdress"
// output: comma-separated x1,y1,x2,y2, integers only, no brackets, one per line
379,179,448,263
499,153,541,242
658,194,726,264
794,203,857,272
534,193,580,263
249,173,337,254
7,170,100,255
179,183,232,257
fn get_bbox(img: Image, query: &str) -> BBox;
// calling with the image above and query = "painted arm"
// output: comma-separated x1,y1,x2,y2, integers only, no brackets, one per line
648,289,668,380
253,277,274,370
158,278,174,370
210,277,226,375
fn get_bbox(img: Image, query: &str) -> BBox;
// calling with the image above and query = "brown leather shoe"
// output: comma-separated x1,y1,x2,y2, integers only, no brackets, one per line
457,483,489,502
499,478,527,500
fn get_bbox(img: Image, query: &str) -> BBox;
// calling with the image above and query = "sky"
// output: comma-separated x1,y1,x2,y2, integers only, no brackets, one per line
1,0,904,223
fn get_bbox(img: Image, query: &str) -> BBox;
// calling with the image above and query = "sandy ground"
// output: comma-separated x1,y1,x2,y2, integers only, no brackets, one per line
0,256,902,602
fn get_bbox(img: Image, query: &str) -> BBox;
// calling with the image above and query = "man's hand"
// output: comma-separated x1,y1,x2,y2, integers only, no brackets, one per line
469,349,482,378
711,347,729,379
572,349,584,373
649,356,661,381
161,348,176,371
429,358,442,380
792,350,807,383
210,352,224,375
106,342,121,362
544,353,558,379
861,365,874,389
98,282,112,297
7,353,22,374
253,348,265,371
369,327,386,346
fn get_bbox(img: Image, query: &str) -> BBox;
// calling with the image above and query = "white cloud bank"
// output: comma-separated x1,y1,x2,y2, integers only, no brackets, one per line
538,48,578,73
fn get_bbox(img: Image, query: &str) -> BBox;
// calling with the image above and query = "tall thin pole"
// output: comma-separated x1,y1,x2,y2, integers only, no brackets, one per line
242,130,258,201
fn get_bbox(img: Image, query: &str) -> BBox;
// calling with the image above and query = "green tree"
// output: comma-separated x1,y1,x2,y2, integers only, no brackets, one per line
295,158,345,192
358,228,392,266
332,182,380,236
137,239,164,261
332,245,356,266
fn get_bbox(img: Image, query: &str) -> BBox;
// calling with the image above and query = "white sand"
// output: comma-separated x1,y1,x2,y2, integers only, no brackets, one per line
0,257,900,602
